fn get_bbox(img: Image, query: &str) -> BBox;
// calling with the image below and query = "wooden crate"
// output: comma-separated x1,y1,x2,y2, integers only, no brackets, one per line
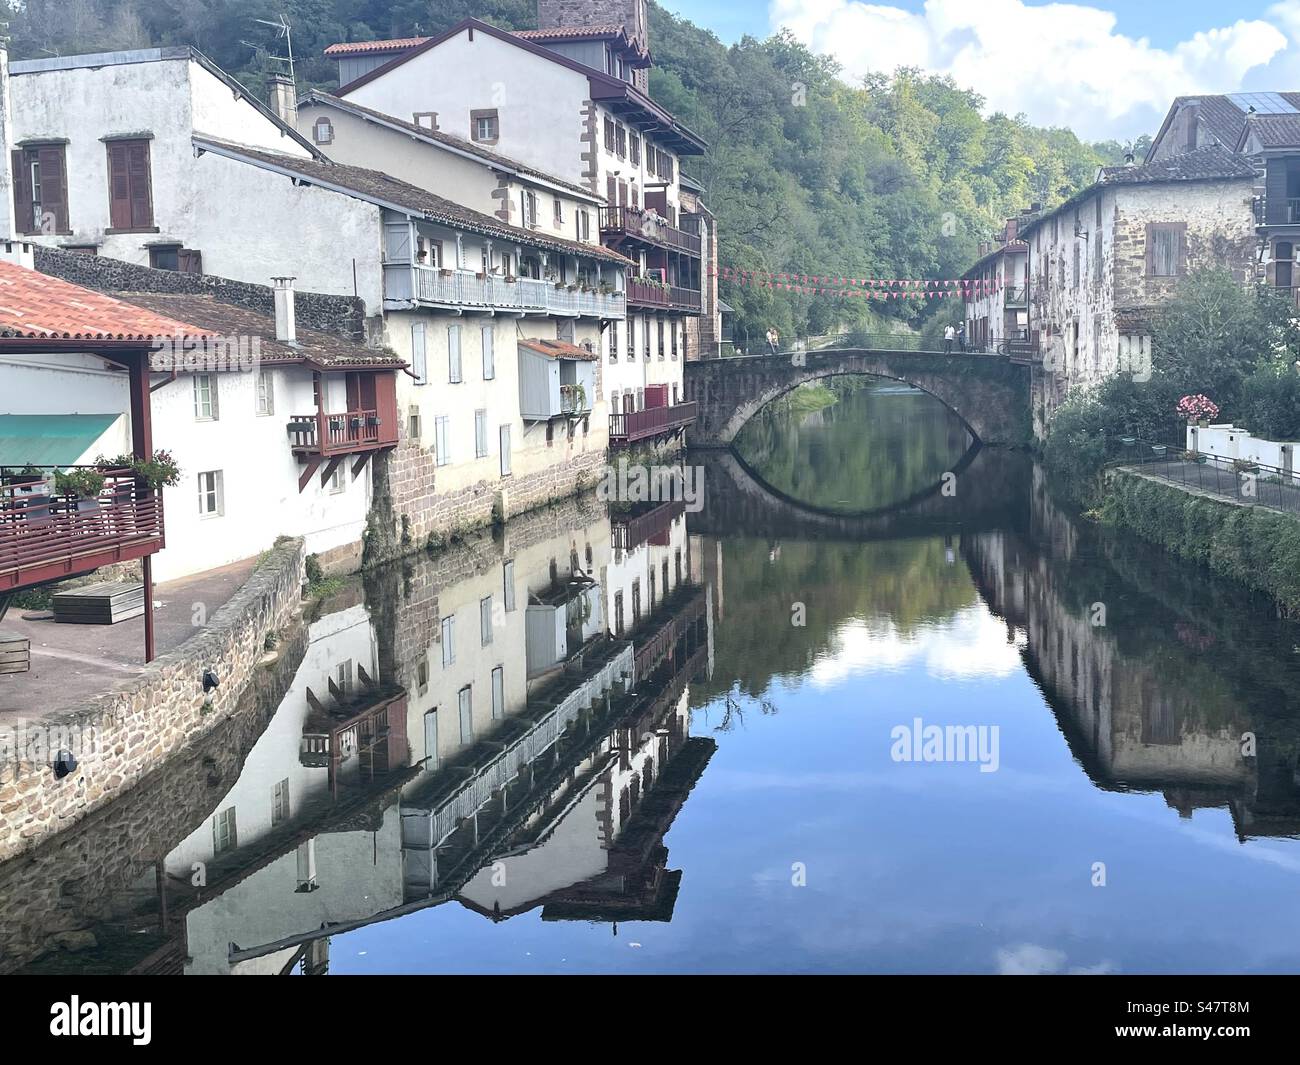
53,581,145,625
0,630,31,674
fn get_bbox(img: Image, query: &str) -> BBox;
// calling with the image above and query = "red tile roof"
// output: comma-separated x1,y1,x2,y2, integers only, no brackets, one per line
518,337,599,361
515,25,626,41
0,259,211,342
324,37,429,57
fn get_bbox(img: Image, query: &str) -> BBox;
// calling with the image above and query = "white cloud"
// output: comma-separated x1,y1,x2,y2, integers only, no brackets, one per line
768,0,1289,140
806,603,1024,688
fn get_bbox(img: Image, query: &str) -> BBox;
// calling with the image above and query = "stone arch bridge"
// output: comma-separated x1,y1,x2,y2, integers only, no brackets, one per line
683,349,1031,448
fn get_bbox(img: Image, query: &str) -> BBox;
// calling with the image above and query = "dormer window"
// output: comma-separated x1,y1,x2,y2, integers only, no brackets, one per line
312,117,334,145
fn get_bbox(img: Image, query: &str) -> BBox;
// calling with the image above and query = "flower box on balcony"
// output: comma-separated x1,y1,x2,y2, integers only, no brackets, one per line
439,268,453,277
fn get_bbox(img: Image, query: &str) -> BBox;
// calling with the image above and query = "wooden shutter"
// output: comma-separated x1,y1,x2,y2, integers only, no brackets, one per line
35,146,68,233
108,143,132,229
127,142,153,228
178,249,203,274
410,322,427,383
12,149,32,234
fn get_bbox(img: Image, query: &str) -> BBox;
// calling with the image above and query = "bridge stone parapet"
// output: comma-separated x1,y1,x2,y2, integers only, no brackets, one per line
684,349,1032,448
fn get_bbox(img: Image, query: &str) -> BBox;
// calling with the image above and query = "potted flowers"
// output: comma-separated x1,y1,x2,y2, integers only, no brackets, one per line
54,468,107,512
1177,394,1219,427
95,450,181,491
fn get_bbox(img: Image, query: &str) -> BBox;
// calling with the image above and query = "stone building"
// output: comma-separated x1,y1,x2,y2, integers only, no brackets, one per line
963,145,1257,434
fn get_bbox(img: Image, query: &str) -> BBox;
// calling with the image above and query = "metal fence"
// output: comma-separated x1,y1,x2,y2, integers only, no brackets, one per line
1111,436,1300,515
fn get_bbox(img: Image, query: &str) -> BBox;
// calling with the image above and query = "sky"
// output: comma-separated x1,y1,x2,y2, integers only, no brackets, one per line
662,0,1300,140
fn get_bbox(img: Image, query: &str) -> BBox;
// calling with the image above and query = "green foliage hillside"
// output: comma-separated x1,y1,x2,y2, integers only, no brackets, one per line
4,0,1133,342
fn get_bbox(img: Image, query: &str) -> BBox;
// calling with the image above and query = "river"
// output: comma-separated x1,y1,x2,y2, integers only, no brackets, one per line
4,379,1300,975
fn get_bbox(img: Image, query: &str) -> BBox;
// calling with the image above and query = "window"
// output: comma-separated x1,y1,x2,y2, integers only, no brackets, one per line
423,709,439,769
148,244,202,273
336,660,353,694
554,196,563,225
578,210,591,241
411,322,427,384
256,369,274,416
480,595,493,646
193,374,218,420
417,656,429,694
521,189,538,228
212,807,237,855
604,117,616,152
416,236,441,267
629,317,636,360
499,424,512,476
614,591,625,636
441,614,455,667
491,666,504,719
198,470,224,517
672,323,679,360
14,143,68,234
503,560,516,611
1148,222,1186,277
312,117,334,144
658,319,665,360
475,408,489,458
271,779,290,826
481,326,495,380
630,133,641,165
1277,241,1294,290
434,415,450,467
106,139,153,231
448,325,462,383
408,404,422,442
643,322,651,360
632,578,642,623
610,323,619,362
471,108,499,143
328,465,345,494
616,124,627,159
458,686,473,745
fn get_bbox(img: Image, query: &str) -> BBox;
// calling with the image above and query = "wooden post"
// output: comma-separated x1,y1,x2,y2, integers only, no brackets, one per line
128,350,156,663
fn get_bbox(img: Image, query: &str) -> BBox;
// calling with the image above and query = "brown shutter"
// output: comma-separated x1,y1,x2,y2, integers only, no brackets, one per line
1144,222,1154,276
177,248,203,273
127,142,153,228
37,145,68,233
12,149,33,234
107,143,131,229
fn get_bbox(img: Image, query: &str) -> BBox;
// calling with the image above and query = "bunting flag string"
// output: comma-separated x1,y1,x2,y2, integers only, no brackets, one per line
710,264,1001,299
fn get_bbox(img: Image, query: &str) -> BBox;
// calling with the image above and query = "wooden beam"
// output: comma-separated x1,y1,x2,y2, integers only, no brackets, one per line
351,453,370,480
297,459,321,493
320,455,344,488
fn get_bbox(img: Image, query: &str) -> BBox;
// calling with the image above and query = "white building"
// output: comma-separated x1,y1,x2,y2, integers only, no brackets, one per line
326,11,706,447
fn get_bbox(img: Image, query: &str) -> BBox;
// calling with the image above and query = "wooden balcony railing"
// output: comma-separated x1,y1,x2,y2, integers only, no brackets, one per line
669,286,702,312
288,409,383,456
599,206,701,256
627,277,671,309
609,402,697,447
0,467,164,591
612,499,686,552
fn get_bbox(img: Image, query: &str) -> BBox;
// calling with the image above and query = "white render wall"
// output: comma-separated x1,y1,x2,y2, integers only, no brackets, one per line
343,29,589,188
8,55,385,312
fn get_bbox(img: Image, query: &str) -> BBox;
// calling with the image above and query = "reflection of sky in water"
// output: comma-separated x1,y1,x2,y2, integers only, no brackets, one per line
331,583,1300,975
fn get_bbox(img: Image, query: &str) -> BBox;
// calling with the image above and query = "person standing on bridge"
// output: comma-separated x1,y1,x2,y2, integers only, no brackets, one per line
767,328,779,355
943,323,956,354
957,322,967,353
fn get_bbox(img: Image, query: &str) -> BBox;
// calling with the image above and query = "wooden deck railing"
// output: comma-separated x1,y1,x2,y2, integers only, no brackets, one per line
599,206,702,256
609,402,697,446
0,467,164,591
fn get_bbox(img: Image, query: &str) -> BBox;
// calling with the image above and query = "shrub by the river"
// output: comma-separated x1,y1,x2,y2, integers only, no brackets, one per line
1239,367,1300,440
1101,471,1300,614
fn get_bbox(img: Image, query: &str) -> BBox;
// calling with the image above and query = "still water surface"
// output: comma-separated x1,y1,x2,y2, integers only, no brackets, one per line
6,380,1300,975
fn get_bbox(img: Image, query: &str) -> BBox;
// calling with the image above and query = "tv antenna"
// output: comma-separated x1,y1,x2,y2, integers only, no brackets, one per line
243,13,295,82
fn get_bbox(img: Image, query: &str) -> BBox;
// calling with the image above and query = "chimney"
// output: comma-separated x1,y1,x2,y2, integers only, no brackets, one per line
273,276,297,344
268,73,298,128
1005,218,1018,242
0,238,34,270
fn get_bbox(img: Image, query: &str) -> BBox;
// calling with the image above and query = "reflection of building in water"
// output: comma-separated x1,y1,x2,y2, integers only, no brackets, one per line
46,496,717,973
964,473,1300,838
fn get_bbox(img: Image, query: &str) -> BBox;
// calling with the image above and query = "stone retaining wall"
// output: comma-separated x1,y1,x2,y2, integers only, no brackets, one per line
0,537,306,864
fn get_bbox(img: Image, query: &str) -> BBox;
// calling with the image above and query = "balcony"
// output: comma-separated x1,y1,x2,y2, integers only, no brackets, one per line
288,409,392,457
627,276,670,310
600,206,701,256
612,499,686,552
0,466,164,592
1003,286,1028,308
669,286,702,313
390,265,625,319
608,402,697,447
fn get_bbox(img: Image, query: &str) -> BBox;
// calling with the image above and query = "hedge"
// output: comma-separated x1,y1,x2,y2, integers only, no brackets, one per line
1101,470,1300,614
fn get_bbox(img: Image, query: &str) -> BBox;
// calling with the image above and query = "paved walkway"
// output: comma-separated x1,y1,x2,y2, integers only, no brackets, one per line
0,557,259,723
1119,457,1300,517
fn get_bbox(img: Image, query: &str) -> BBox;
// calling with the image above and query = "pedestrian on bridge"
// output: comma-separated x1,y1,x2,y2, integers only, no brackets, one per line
943,324,956,354
957,322,967,353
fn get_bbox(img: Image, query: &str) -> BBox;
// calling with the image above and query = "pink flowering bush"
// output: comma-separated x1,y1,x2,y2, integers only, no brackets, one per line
1176,394,1219,422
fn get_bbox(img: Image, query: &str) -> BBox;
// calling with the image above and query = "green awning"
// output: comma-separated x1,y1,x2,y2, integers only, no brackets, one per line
0,414,120,467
